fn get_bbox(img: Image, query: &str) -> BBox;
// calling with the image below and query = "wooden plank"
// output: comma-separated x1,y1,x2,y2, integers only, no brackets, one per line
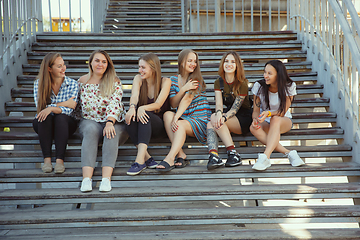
30,41,303,52
1,229,360,240
0,183,360,205
17,73,318,87
1,206,360,229
0,144,349,158
1,165,359,184
10,84,323,98
27,50,307,61
0,113,337,128
0,127,344,143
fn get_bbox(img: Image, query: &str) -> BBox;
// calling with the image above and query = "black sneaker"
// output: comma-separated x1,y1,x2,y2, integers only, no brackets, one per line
225,150,242,167
207,153,225,170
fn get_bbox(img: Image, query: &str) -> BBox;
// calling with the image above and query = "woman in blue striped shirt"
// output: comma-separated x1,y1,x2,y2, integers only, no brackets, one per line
33,52,79,174
156,49,211,172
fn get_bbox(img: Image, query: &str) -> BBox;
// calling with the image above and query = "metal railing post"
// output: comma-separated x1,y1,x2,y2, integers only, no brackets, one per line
215,0,221,32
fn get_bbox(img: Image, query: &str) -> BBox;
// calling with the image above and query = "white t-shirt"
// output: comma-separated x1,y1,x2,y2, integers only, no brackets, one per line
252,81,297,122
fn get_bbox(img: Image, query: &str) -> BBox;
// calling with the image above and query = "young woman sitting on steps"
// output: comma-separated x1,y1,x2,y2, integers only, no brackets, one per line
33,52,79,174
156,49,211,172
206,51,253,170
79,50,128,192
125,53,171,176
250,59,305,171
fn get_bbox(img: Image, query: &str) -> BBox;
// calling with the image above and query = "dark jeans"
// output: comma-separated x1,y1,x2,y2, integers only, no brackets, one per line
125,111,166,146
33,114,78,160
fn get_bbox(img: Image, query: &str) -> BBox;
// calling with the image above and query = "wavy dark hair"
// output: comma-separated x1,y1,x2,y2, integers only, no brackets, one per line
256,60,294,116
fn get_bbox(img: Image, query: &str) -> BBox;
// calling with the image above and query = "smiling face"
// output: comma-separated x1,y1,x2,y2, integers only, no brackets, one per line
48,57,66,79
223,54,236,74
138,59,153,80
183,52,197,74
91,53,108,76
264,64,278,86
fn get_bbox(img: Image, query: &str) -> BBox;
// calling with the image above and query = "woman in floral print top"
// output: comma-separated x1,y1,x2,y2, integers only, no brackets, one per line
79,80,124,122
78,50,128,193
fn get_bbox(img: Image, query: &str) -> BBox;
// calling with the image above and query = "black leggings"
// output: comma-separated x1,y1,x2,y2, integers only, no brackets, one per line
125,111,166,146
33,114,78,160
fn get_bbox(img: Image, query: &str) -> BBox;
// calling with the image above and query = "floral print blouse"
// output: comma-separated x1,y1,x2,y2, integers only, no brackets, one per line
79,81,125,123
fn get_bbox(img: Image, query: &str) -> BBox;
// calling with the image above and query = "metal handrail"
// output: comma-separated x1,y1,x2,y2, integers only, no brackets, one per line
289,0,360,161
290,14,344,83
1,17,42,60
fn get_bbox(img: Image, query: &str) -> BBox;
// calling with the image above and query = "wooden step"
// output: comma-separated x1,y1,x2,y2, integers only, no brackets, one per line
103,29,183,33
30,40,303,52
1,206,360,229
107,14,182,19
108,5,181,10
10,84,324,99
106,16,182,21
1,182,360,205
0,112,336,129
5,97,331,114
1,229,360,240
0,127,345,145
103,27,183,32
21,62,312,76
0,145,352,164
35,31,298,42
17,72,318,87
26,50,307,63
1,161,358,181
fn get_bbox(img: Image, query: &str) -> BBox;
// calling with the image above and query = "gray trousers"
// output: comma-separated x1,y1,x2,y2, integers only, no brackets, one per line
79,119,128,168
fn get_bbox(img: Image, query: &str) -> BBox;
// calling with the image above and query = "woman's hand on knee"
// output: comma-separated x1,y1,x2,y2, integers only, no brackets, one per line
125,108,136,125
171,117,179,132
103,123,116,139
210,112,223,130
36,107,53,122
137,106,149,124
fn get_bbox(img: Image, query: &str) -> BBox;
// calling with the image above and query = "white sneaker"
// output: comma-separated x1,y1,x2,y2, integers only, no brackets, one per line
286,150,305,167
80,177,92,192
252,154,271,171
99,178,112,192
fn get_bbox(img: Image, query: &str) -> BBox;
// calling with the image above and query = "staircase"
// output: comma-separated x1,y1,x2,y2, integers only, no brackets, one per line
103,0,182,33
0,29,359,239
1,0,360,236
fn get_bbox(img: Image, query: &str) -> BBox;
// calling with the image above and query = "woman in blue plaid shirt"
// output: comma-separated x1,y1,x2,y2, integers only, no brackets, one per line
33,52,79,174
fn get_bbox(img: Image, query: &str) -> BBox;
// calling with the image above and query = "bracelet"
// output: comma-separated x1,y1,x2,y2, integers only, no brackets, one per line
129,103,136,109
216,109,222,114
267,111,272,117
222,115,227,122
106,119,115,125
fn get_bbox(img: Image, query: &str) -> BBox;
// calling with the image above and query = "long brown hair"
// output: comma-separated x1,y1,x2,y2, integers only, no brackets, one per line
138,53,162,109
218,51,247,97
88,49,118,97
36,52,62,113
178,49,206,93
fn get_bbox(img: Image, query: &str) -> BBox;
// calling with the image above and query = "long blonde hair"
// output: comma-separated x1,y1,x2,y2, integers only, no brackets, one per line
218,51,247,97
138,53,162,110
178,49,206,93
36,52,62,113
88,49,117,97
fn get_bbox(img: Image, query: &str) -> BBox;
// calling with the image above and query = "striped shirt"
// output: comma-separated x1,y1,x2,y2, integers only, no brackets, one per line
170,75,211,144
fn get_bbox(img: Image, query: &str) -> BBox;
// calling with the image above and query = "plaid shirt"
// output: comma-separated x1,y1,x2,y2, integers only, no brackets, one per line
34,76,79,116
